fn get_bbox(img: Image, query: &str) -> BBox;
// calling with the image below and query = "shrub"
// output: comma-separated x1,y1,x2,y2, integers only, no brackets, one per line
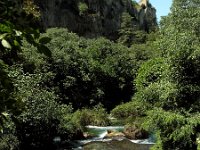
78,2,88,16
0,134,19,150
0,117,19,150
111,101,147,119
72,104,110,127
11,69,80,149
135,57,168,91
39,28,137,110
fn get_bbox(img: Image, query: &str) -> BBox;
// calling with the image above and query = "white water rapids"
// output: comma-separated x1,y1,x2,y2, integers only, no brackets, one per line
70,125,155,150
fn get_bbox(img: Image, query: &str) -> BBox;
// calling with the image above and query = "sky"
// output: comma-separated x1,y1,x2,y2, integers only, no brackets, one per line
136,0,173,22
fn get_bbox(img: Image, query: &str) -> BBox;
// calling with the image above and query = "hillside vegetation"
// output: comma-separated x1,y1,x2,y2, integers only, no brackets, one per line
1,0,200,150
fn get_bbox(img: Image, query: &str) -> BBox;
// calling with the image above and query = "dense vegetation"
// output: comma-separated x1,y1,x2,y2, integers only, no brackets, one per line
112,0,200,150
1,0,200,150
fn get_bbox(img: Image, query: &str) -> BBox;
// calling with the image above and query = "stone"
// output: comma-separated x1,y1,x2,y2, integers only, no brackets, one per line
123,125,149,140
83,132,95,139
103,129,125,139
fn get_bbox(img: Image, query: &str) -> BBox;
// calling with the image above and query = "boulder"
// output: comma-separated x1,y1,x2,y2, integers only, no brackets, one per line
104,129,125,139
83,132,95,139
123,125,148,140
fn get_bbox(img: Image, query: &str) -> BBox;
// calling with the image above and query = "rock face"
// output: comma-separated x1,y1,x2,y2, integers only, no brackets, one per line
138,0,157,32
123,125,149,140
34,0,157,40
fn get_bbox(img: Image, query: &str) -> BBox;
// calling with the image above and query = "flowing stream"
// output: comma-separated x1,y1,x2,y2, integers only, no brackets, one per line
68,126,155,150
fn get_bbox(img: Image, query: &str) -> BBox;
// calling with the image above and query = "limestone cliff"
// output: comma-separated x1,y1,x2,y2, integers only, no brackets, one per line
34,0,157,40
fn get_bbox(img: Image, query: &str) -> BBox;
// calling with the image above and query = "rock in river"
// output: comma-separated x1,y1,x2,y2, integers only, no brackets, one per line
103,129,125,139
123,125,149,140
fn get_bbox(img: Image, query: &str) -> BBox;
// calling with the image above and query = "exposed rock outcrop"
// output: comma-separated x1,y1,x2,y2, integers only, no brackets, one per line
123,125,149,140
34,0,157,40
104,129,125,139
138,0,157,32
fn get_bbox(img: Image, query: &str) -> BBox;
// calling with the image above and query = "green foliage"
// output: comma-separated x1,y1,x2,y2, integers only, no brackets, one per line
127,0,200,149
0,0,161,149
72,104,110,127
0,134,19,150
11,69,78,149
111,101,147,119
0,1,160,149
0,0,51,130
78,2,88,16
12,27,147,148
0,0,51,58
113,1,200,149
118,12,149,46
118,12,135,46
158,0,200,112
144,108,200,150
135,58,168,91
0,116,19,150
0,61,13,117
33,28,137,110
23,0,40,18
130,31,161,66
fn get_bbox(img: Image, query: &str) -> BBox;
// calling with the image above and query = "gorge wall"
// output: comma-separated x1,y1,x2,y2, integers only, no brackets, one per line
34,0,157,40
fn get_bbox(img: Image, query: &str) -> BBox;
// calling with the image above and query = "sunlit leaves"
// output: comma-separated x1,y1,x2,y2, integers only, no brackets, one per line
1,39,11,49
15,30,22,36
126,0,200,149
0,33,8,40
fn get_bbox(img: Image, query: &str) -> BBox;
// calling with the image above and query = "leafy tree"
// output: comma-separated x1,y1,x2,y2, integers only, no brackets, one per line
0,0,50,60
0,0,52,148
8,67,80,149
111,100,147,120
130,31,161,66
128,0,200,149
0,0,51,125
118,12,146,46
72,104,110,127
78,2,88,16
23,0,40,17
0,116,19,150
31,28,138,111
118,11,155,47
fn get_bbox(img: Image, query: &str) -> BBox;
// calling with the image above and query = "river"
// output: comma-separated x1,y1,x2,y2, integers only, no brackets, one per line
66,125,155,150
